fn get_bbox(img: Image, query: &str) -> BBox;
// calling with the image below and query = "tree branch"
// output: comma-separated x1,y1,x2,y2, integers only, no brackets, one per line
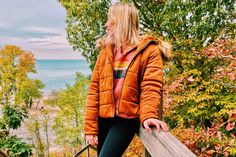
131,0,141,9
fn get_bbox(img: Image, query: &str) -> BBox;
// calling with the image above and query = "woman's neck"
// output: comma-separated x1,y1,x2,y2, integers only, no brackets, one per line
115,44,136,55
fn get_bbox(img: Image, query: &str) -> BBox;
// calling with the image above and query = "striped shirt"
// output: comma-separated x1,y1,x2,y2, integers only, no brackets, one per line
113,47,137,118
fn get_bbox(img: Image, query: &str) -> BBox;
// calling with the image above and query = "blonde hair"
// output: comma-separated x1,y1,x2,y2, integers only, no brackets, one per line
97,2,140,48
96,3,172,60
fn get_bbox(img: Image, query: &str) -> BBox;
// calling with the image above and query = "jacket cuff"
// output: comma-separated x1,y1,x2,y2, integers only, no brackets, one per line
84,131,98,135
84,120,98,135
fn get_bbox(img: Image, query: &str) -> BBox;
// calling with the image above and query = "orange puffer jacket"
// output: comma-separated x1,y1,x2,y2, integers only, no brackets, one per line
84,36,164,135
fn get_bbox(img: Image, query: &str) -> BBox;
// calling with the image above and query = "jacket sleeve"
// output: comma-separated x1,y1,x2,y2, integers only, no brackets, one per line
140,45,163,125
84,52,101,135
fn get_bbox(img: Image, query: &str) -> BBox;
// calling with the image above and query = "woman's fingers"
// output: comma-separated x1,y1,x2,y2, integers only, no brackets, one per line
94,135,98,145
143,118,169,133
91,139,96,146
86,135,98,146
160,121,169,131
86,136,93,144
143,121,152,133
154,120,168,132
154,121,160,132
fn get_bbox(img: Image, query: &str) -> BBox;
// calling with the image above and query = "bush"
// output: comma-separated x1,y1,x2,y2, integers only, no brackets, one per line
172,114,236,157
0,136,32,157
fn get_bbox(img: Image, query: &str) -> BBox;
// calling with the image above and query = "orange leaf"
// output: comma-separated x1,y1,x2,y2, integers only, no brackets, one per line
206,150,214,155
213,143,220,151
187,76,195,82
231,113,236,120
226,122,235,131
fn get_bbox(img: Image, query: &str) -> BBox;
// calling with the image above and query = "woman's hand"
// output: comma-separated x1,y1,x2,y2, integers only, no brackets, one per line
85,134,98,146
143,118,168,133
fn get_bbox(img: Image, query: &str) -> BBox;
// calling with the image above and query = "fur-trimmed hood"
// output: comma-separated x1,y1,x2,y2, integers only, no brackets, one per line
96,35,172,60
140,35,172,60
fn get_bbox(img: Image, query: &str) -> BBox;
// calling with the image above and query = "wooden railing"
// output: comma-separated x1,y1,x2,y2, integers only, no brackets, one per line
139,127,196,157
73,144,97,157
74,127,197,157
0,149,9,157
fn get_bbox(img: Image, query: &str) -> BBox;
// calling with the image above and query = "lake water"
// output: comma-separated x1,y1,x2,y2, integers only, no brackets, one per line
30,60,91,95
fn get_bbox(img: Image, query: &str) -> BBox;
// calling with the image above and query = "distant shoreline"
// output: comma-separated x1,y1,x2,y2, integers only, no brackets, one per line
32,59,91,94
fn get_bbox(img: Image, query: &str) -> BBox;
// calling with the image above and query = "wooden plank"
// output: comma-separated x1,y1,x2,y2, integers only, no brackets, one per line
86,147,90,157
144,148,152,157
154,130,195,157
88,144,97,151
73,144,97,157
139,128,172,157
0,149,9,157
138,127,197,157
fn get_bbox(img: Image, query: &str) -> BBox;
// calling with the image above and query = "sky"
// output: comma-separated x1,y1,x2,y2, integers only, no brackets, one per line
0,0,84,60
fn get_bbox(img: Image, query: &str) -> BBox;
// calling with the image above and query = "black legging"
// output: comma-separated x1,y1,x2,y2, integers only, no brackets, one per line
97,116,140,157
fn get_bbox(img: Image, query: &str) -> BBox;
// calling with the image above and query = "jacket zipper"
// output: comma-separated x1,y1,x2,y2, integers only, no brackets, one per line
112,59,115,117
115,41,153,116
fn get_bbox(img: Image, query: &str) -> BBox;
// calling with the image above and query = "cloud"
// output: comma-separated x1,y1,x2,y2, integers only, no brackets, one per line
0,0,66,28
27,40,63,46
25,26,62,33
0,0,84,60
33,51,83,60
0,27,60,39
0,36,83,60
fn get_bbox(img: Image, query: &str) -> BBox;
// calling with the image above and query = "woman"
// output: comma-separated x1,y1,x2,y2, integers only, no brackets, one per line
84,2,171,157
